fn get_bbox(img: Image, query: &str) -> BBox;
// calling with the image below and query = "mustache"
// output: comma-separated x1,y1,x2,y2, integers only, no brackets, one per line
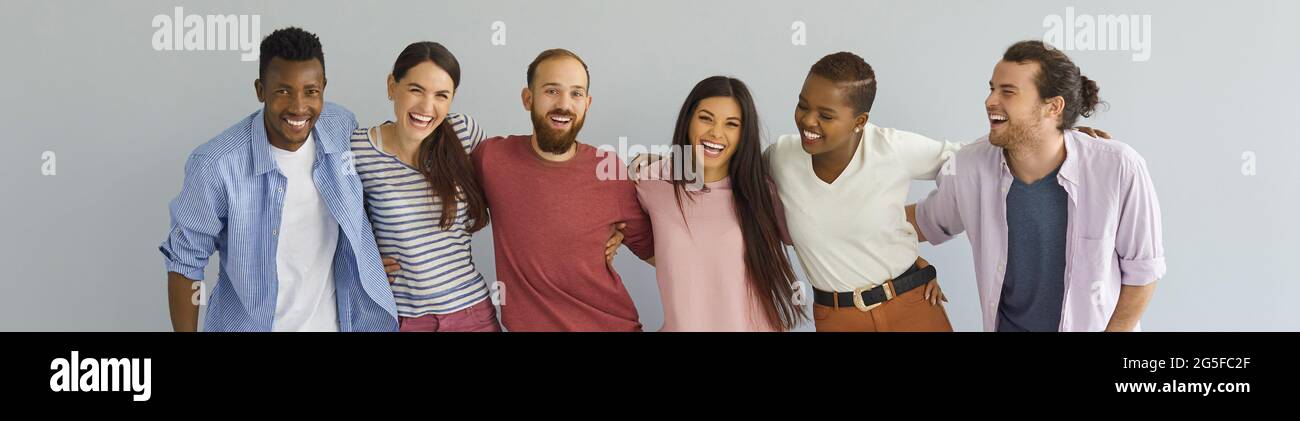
546,109,576,118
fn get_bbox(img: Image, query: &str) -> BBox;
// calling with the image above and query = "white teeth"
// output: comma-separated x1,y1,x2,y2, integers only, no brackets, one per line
701,141,725,151
287,119,307,127
802,130,822,140
989,114,1007,121
550,116,571,123
410,113,433,123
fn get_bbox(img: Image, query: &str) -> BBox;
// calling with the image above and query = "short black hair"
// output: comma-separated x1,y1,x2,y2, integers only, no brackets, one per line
259,27,324,80
809,52,877,115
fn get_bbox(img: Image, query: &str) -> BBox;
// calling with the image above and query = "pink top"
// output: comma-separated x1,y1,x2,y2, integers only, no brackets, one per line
634,160,789,332
915,131,1166,332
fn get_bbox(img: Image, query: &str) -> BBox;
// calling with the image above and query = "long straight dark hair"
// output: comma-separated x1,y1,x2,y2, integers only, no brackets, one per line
669,76,805,330
391,41,489,232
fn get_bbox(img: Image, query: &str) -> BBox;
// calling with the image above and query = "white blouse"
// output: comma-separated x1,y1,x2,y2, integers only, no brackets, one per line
766,123,962,293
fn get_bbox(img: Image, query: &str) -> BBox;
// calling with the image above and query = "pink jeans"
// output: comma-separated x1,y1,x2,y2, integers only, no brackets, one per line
398,299,502,332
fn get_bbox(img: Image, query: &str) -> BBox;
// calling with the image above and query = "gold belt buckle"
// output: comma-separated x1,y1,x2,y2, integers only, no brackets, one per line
853,281,896,312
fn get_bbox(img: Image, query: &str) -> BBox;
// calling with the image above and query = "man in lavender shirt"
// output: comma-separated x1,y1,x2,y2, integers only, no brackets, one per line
910,40,1165,332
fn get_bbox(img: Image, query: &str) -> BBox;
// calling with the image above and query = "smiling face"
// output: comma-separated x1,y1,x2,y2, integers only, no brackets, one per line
523,56,591,154
689,96,743,176
795,74,866,156
388,61,455,144
256,57,325,151
986,60,1056,149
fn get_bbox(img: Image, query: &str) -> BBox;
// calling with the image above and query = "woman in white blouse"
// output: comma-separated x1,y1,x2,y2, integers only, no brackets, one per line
765,52,959,332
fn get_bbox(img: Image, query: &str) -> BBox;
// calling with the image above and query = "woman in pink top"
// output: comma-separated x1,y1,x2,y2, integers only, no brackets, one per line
634,76,805,332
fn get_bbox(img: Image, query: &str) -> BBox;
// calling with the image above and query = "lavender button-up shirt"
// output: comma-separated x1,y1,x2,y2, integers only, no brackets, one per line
915,130,1166,332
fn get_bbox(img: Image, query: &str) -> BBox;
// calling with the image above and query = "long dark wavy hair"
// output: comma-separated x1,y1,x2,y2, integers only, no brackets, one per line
391,41,489,232
669,76,805,330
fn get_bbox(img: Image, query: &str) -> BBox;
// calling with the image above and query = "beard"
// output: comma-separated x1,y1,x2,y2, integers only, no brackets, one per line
530,108,585,154
989,110,1043,151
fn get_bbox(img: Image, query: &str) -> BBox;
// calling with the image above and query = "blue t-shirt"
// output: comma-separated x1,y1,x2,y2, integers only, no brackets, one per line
997,166,1068,332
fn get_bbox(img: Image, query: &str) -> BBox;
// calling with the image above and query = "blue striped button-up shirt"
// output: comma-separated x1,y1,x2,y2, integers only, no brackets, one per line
160,103,398,331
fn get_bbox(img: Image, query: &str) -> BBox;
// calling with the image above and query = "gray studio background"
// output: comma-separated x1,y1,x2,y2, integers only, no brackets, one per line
3,0,1297,331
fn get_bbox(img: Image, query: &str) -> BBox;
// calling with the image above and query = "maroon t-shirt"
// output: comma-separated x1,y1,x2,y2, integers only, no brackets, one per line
472,135,654,331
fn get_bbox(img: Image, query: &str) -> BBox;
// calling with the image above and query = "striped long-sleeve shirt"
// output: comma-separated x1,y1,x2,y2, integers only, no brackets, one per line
351,113,489,317
160,103,399,332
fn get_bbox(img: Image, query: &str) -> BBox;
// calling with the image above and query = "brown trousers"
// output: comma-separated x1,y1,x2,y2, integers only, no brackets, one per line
813,259,954,332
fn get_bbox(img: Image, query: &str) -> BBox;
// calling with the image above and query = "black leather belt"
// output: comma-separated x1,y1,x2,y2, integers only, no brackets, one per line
813,263,937,312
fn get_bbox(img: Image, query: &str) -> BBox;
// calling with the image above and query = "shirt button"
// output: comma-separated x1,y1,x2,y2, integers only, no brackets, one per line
272,229,278,236
277,187,284,193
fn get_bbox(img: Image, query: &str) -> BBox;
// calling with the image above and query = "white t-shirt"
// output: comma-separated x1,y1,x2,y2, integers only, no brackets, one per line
269,133,341,332
766,123,962,293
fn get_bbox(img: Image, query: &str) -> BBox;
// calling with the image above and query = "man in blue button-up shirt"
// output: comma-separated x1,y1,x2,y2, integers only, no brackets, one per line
160,27,397,332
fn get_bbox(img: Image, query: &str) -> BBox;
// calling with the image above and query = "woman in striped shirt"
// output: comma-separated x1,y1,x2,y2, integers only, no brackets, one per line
350,42,498,331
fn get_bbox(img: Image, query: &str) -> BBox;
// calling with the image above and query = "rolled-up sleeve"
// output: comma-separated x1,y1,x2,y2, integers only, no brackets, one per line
1115,153,1166,286
914,166,964,246
159,154,227,281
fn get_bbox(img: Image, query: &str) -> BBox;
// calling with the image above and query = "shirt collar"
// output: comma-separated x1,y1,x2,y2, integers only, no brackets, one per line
995,130,1081,186
249,107,345,176
250,108,277,176
704,176,731,190
1057,130,1082,186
